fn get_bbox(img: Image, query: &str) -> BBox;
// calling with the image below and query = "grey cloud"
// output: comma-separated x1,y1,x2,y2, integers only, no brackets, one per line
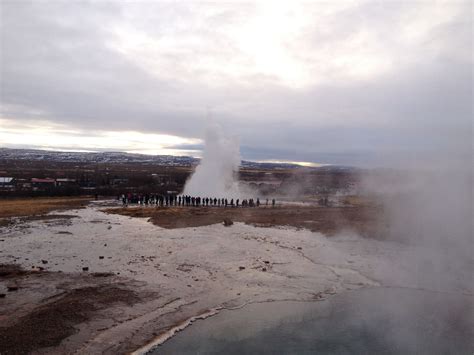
166,143,205,151
0,1,471,166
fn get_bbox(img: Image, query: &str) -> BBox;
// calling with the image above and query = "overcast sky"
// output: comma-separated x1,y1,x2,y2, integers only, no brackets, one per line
0,0,472,166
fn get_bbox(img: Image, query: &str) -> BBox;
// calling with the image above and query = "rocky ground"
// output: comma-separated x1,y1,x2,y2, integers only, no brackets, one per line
0,200,470,354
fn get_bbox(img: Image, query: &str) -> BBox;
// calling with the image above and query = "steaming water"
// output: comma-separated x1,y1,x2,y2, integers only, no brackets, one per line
183,123,241,198
154,287,473,354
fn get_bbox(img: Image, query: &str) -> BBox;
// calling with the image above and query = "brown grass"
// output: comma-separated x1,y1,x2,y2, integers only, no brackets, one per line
0,197,91,219
104,205,383,237
341,195,377,206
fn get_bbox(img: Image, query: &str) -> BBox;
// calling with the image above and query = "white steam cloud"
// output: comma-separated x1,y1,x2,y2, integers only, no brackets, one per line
183,122,241,198
360,142,473,293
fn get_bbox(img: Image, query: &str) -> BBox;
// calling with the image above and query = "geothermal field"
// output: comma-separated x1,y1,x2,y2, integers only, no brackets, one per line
0,131,472,354
1,2,472,354
1,187,472,354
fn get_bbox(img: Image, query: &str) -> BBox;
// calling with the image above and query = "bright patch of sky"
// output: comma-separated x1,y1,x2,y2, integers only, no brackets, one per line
0,118,201,156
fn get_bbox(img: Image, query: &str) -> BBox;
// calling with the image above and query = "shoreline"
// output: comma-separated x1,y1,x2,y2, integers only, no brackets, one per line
152,287,474,354
132,307,223,355
133,295,336,354
136,285,474,354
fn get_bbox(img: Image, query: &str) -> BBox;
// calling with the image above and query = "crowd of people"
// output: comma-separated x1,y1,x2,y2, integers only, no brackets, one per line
119,193,276,208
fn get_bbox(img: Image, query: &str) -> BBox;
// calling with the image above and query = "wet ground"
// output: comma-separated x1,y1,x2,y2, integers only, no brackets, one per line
1,200,472,354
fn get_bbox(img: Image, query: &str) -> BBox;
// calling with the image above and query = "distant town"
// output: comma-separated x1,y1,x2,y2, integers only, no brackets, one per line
0,148,357,197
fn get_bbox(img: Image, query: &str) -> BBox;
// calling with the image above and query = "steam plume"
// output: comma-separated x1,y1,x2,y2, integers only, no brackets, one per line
183,122,241,198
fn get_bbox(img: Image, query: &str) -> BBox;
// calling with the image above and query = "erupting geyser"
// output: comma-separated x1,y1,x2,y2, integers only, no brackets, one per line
183,123,241,198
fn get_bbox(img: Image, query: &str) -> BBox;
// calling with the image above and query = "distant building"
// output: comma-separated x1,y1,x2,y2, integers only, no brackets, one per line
31,178,56,190
110,178,129,186
152,174,171,184
56,178,77,187
0,177,15,190
16,179,31,190
243,179,281,187
0,177,14,184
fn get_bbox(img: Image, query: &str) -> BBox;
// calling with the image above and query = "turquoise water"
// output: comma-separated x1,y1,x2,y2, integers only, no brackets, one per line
155,287,473,354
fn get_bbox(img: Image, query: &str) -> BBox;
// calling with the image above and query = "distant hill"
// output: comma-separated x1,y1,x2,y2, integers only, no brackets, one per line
0,148,317,170
0,148,199,166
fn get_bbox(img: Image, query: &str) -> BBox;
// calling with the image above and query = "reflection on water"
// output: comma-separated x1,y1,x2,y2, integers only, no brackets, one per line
155,288,473,354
